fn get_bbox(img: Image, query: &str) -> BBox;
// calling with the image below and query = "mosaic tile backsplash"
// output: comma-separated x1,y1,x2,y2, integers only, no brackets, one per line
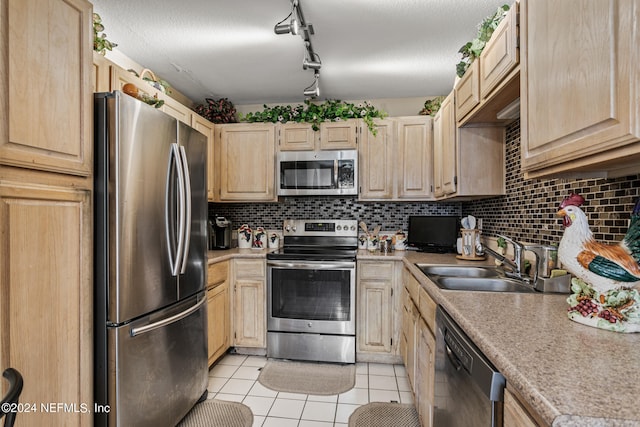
210,119,639,246
209,197,460,233
462,120,639,246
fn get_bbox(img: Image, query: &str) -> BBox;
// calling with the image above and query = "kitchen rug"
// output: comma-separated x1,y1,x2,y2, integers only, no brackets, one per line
258,360,355,395
178,399,253,427
348,402,420,427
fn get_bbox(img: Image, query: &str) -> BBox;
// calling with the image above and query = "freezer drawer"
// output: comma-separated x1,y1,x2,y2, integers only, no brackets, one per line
101,293,208,427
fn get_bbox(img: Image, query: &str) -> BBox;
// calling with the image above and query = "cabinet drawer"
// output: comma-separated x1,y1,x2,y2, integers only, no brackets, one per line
234,259,265,278
419,287,437,333
208,261,229,287
359,261,394,280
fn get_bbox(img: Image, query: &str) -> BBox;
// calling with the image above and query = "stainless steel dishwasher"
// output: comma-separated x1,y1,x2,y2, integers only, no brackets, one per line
434,307,505,427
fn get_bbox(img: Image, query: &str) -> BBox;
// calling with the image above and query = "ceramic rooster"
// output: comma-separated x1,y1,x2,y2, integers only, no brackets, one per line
557,193,640,293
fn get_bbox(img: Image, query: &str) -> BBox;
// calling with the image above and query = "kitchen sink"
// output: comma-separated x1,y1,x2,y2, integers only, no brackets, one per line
416,264,537,293
418,265,500,278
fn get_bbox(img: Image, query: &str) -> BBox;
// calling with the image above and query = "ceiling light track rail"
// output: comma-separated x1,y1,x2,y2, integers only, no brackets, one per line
274,0,321,98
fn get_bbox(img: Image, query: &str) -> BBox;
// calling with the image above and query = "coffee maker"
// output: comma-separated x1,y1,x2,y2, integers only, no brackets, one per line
208,216,231,250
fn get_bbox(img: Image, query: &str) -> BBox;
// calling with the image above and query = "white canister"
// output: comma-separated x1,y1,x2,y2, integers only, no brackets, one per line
367,235,379,252
237,224,252,249
268,233,280,249
253,227,266,249
393,232,407,251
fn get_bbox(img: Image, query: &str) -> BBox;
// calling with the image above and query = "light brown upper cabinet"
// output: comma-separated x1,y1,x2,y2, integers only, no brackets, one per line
1,0,93,177
520,0,640,179
358,118,396,200
320,119,359,150
277,122,318,151
456,1,520,126
276,120,358,151
215,123,277,202
435,92,505,200
433,93,457,198
396,116,434,200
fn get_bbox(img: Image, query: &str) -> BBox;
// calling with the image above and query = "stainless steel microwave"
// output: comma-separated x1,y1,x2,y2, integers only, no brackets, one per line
277,150,358,196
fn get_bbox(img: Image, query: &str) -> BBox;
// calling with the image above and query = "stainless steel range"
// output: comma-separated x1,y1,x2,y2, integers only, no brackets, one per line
266,219,358,364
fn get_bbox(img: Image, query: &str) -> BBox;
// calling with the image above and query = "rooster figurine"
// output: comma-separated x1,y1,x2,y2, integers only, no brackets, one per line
558,193,640,292
559,193,640,332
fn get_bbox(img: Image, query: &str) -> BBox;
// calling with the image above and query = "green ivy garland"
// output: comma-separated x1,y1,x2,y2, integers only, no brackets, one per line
456,5,510,78
240,99,387,135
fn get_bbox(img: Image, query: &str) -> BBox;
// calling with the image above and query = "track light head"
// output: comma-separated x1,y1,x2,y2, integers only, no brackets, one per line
274,22,292,34
302,57,322,70
303,73,320,98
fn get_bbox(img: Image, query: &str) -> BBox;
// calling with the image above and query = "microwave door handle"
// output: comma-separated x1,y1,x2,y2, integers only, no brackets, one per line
334,159,338,187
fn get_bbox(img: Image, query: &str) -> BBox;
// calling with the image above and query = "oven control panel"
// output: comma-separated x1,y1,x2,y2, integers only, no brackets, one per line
283,219,357,236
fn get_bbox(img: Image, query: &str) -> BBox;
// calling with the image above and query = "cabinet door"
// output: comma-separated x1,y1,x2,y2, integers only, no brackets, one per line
207,282,230,364
406,301,418,391
396,117,434,200
277,122,317,151
234,279,266,348
479,2,519,100
416,317,436,427
217,124,276,201
191,115,216,201
320,120,358,150
433,94,456,198
521,0,640,178
1,0,92,176
454,60,480,123
0,179,92,427
358,119,395,200
504,388,540,427
357,279,393,354
162,96,192,125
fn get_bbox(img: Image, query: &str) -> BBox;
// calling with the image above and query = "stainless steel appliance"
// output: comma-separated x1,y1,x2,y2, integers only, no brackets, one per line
277,150,358,196
266,219,358,363
434,307,505,427
94,91,208,427
209,216,231,249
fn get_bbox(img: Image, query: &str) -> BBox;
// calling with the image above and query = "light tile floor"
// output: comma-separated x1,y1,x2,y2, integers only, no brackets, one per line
207,354,414,427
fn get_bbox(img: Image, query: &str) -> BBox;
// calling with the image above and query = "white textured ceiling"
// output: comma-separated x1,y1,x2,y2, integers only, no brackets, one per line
91,0,510,105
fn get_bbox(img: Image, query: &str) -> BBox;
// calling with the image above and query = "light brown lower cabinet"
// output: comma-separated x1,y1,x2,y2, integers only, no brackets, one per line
415,317,435,427
0,175,92,427
232,259,266,348
503,387,548,427
401,266,436,427
357,261,396,356
207,261,230,365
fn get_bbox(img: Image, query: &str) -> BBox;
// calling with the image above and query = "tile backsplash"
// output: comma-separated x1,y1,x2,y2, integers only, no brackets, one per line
462,119,639,246
210,119,639,246
209,197,460,233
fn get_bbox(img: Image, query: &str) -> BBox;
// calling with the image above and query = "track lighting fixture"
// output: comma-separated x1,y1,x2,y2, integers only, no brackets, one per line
303,72,320,98
275,0,322,98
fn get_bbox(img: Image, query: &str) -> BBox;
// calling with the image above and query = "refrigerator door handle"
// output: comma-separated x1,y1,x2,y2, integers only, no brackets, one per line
178,145,192,275
130,296,205,337
172,143,187,276
165,145,178,274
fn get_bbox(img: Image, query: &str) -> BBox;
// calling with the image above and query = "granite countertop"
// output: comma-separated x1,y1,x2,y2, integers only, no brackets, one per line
208,248,640,425
398,251,640,427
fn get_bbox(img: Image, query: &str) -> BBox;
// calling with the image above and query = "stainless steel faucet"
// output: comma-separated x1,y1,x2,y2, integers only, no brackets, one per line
482,234,530,282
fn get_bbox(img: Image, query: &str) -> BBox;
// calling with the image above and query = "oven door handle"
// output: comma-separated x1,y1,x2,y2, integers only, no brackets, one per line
267,261,355,270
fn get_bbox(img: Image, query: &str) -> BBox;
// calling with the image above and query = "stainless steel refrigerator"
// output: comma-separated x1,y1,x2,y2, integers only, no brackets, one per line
94,91,208,427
